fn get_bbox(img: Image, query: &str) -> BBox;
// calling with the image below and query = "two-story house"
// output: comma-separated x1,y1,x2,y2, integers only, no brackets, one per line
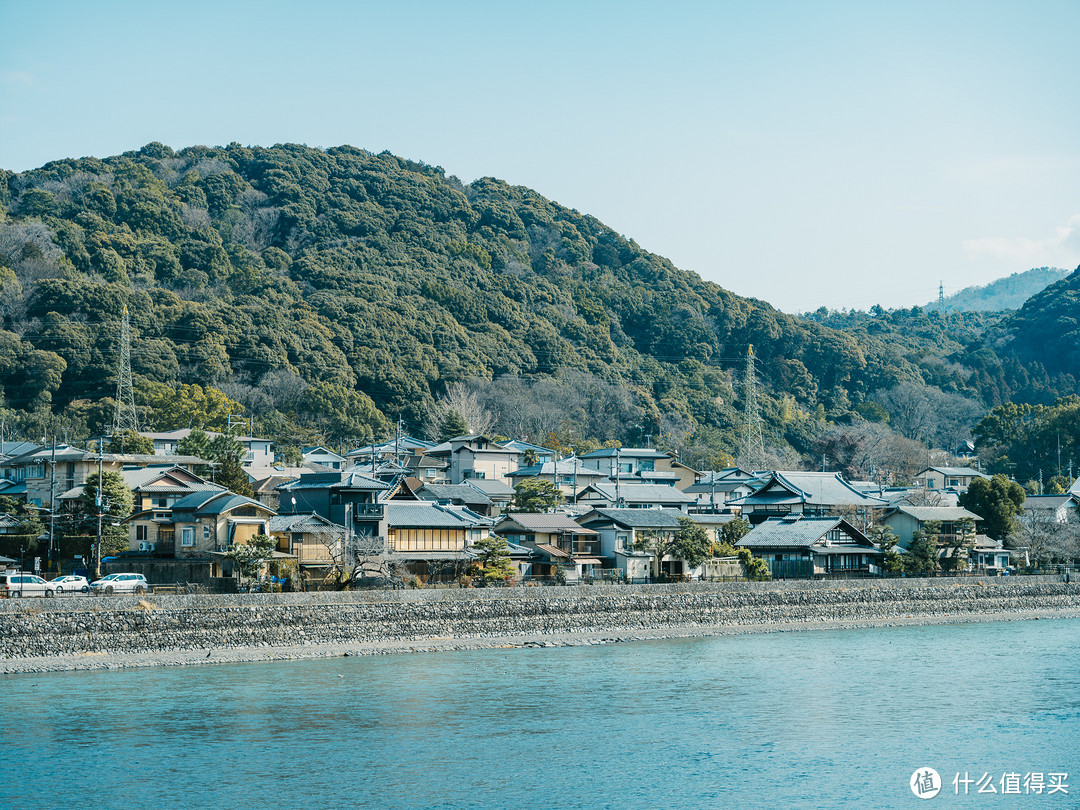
577,447,698,489
913,466,990,492
577,507,694,581
425,435,521,485
123,489,275,579
507,458,607,499
880,505,982,550
384,501,492,582
736,515,883,578
493,513,601,580
301,446,346,470
277,470,390,541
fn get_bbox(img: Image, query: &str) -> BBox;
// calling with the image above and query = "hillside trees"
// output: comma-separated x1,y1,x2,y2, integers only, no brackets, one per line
2,142,1076,463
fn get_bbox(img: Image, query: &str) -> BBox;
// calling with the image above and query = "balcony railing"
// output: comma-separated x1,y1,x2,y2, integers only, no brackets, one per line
557,540,600,556
351,503,384,519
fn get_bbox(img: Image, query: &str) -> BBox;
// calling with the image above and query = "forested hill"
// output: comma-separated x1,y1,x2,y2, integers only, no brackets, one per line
1007,266,1080,377
926,267,1068,312
0,142,1074,468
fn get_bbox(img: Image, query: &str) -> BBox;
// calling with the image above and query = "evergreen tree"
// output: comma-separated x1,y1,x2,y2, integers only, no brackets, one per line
438,409,470,441
508,479,563,513
216,453,254,498
959,475,1026,542
106,430,154,455
472,535,516,584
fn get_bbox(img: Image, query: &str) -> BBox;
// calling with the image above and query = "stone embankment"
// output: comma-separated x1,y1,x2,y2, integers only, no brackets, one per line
2,577,1078,664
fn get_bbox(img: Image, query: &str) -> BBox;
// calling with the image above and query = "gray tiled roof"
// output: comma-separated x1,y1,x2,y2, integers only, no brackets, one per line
579,447,667,459
418,484,493,506
733,472,887,508
922,466,988,477
581,483,694,504
738,516,876,550
385,503,490,528
267,513,343,533
890,506,981,522
1023,494,1078,510
465,479,516,497
495,513,597,534
579,509,687,530
510,458,605,477
280,471,389,491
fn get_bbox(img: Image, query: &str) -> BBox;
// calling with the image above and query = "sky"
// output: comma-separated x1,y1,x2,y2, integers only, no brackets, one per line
1,0,1078,314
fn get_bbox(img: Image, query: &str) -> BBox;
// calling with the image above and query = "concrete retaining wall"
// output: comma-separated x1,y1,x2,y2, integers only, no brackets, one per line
1,577,1077,659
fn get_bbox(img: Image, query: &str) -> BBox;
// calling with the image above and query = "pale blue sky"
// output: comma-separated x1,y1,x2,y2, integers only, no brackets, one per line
2,0,1078,312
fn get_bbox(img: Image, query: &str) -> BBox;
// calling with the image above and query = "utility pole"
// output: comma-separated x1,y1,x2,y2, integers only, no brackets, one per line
95,440,103,579
48,439,56,576
395,417,403,466
615,448,622,508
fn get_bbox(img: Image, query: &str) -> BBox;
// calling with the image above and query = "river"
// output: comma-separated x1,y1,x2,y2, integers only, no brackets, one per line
2,617,1078,808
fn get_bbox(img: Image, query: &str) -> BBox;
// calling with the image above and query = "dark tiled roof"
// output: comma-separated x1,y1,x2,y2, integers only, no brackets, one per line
417,484,492,507
495,513,597,534
580,509,687,529
738,516,877,551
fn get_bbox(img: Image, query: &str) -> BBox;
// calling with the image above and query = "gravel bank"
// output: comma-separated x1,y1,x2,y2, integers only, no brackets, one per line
3,578,1078,675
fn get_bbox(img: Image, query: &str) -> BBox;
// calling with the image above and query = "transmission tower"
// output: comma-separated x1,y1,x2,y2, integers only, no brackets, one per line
741,345,766,469
113,305,139,434
938,281,944,305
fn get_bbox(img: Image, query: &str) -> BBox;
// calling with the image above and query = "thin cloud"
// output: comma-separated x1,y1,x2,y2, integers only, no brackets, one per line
0,71,35,88
963,215,1080,268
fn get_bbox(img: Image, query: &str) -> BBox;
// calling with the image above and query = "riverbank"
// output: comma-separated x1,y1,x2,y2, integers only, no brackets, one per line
4,607,1080,674
3,576,1078,674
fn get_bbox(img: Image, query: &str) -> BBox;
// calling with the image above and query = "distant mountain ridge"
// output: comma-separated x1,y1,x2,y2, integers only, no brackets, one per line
927,267,1068,312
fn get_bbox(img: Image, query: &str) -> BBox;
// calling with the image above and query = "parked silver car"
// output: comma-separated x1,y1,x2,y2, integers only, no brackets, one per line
49,575,91,594
0,572,53,598
91,573,149,595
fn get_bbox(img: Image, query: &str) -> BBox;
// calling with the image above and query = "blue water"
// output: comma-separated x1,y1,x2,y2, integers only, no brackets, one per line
2,619,1079,809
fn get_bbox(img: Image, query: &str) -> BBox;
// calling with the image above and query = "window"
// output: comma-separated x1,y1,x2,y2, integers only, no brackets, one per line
617,532,630,549
202,524,212,540
156,497,169,508
640,460,655,472
136,525,148,542
181,527,195,546
618,463,632,474
330,492,342,505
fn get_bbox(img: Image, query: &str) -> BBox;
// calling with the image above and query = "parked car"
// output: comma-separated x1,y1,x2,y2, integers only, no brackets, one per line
0,572,53,598
49,575,91,594
91,573,149,595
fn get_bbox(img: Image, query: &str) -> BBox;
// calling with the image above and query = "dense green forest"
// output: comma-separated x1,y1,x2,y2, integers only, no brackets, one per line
0,142,1077,479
